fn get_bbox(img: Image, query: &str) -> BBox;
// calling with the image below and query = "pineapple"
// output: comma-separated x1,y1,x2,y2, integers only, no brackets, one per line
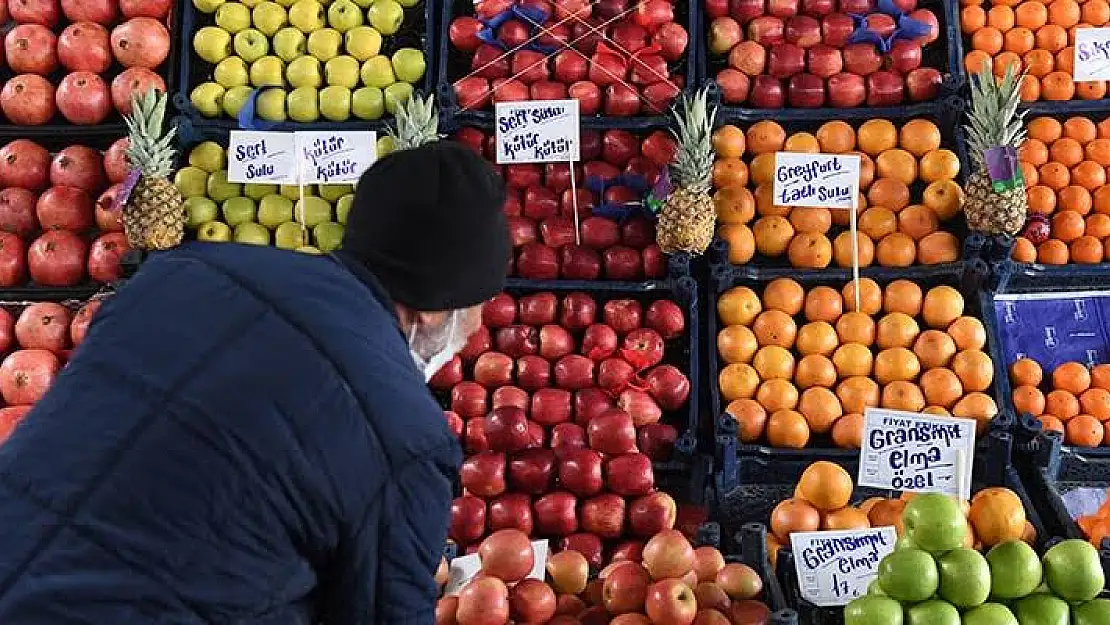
963,65,1029,236
121,89,184,250
656,89,717,255
387,93,441,151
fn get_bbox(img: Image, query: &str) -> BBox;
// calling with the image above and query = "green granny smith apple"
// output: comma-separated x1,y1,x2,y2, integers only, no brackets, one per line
189,142,227,173
344,26,381,60
258,194,295,228
313,221,345,251
275,222,308,249
194,26,233,63
962,603,1018,625
1074,598,1110,625
844,596,902,625
185,197,219,228
936,548,989,608
207,170,242,203
234,28,270,62
391,47,425,83
234,222,272,245
1042,539,1105,601
335,193,353,223
325,55,360,88
273,27,307,61
174,167,210,198
1012,594,1070,625
877,548,938,603
986,540,1042,600
902,494,967,555
289,0,326,32
214,57,250,88
250,55,286,87
197,221,233,242
215,2,252,32
252,1,289,35
319,85,352,121
190,82,226,117
222,197,257,227
308,28,343,61
367,0,403,35
906,600,959,625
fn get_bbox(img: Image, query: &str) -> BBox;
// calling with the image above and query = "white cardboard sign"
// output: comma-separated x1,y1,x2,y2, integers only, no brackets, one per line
293,131,377,184
443,540,549,596
790,527,898,607
495,99,580,164
859,408,976,499
772,153,860,210
1074,28,1110,81
227,130,297,184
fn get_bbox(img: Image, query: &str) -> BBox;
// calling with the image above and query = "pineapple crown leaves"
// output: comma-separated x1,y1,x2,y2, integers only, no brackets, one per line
965,64,1027,170
387,93,442,151
667,88,716,193
124,89,177,179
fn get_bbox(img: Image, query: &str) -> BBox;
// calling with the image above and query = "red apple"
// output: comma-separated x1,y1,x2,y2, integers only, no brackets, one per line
729,41,767,76
508,448,557,494
842,43,882,75
460,451,507,498
642,529,696,580
507,215,537,248
455,76,491,110
604,83,641,117
639,423,679,461
717,563,764,599
603,246,642,280
749,75,785,108
581,324,618,361
909,8,939,44
619,388,664,426
479,528,534,582
560,292,597,329
730,0,765,23
906,67,942,101
534,491,578,536
495,325,538,358
802,0,834,16
598,358,636,394
539,325,575,361
510,579,557,624
807,43,843,78
603,562,651,614
587,407,637,454
560,533,604,569
787,72,825,107
821,12,855,47
606,453,654,496
827,71,866,107
460,326,491,362
452,381,488,419
519,292,557,326
728,601,772,625
485,406,532,452
559,447,604,496
551,422,587,458
449,16,483,52
532,387,573,426
449,495,487,544
784,15,821,47
457,577,510,625
527,189,561,221
709,16,742,55
484,293,516,327
428,356,463,390
629,492,678,536
516,242,560,279
603,299,643,335
465,417,490,454
612,540,646,563
516,355,552,391
580,493,626,538
838,0,873,12
574,388,615,425
866,12,896,37
747,16,784,46
444,410,464,438
548,550,589,595
474,351,514,387
568,81,602,115
645,579,697,625
866,69,904,106
889,39,922,73
580,216,620,250
561,245,602,280
555,354,595,389
654,22,689,60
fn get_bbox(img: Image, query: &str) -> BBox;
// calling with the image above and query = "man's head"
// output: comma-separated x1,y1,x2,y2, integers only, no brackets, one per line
342,141,509,378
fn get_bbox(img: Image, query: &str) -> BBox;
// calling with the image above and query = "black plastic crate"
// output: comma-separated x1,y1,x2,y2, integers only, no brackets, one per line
174,0,436,130
698,521,800,623
434,0,698,128
699,0,964,122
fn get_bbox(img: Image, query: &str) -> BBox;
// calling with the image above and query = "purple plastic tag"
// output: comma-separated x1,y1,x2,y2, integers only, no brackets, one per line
986,146,1018,183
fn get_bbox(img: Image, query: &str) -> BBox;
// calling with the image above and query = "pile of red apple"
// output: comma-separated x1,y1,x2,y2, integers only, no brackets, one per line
0,0,170,125
455,127,675,281
707,0,944,108
438,528,772,624
0,138,134,287
436,289,699,567
0,296,104,445
448,0,688,116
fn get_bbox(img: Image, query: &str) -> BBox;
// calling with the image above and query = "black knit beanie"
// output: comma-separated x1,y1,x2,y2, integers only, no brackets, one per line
341,141,510,311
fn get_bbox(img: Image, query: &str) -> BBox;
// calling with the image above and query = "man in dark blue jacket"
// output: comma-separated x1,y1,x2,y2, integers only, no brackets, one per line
0,141,509,624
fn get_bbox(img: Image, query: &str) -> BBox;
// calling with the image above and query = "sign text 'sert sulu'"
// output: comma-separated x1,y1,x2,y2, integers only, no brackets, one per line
227,130,297,184
790,527,898,607
772,153,861,210
226,130,377,185
495,100,581,164
858,408,976,500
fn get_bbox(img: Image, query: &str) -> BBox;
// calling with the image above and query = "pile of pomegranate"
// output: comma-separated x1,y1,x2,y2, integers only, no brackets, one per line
435,289,699,568
0,0,170,125
455,127,676,281
0,138,133,287
707,0,943,108
447,0,688,116
438,528,771,624
0,297,103,445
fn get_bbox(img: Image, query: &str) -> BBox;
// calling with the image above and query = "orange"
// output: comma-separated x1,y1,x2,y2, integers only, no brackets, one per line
1052,137,1085,166
804,286,844,323
1038,238,1070,264
963,4,988,32
752,309,798,348
816,121,856,154
884,280,923,316
969,488,1027,547
953,392,999,431
1091,363,1110,389
1017,1,1049,27
833,231,876,269
1011,358,1044,386
796,321,839,356
837,376,880,413
758,379,800,412
720,363,761,401
1088,138,1110,166
1066,413,1104,447
988,4,1015,29
923,180,965,220
1045,389,1080,420
795,354,837,390
713,158,749,189
876,149,918,185
920,149,961,183
855,151,876,188
1029,117,1064,144
972,26,1004,54
718,224,757,264
1048,0,1081,28
1006,26,1036,54
1087,213,1110,238
715,186,756,224
1013,237,1037,262
1036,25,1069,52
833,342,874,378
1022,161,1039,187
769,497,819,540
726,398,767,443
899,120,941,157
746,121,785,154
1080,387,1110,421
868,178,911,211
857,119,898,156
948,317,987,351
763,278,804,315
921,368,965,408
753,345,796,381
952,349,995,392
922,286,965,329
1057,45,1076,73
1054,361,1092,394
876,314,922,352
754,183,790,217
1082,0,1110,25
1028,185,1057,214
882,381,927,412
1021,76,1041,103
1013,385,1047,415
798,387,843,434
1052,210,1086,242
713,125,746,158
1058,185,1093,215
994,51,1024,77
1040,414,1066,434
868,500,907,536
788,232,834,269
1074,160,1107,190
784,131,819,153
966,50,993,74
823,505,870,529
1020,138,1050,165
749,153,776,185
718,285,762,326
842,278,882,315
1041,71,1076,100
1071,235,1104,263
1039,162,1071,190
876,233,917,267
836,311,876,345
859,207,898,240
914,330,958,369
1023,49,1055,77
796,461,853,511
718,324,759,364
874,348,922,384
753,216,795,257
1096,185,1110,213
1064,116,1098,143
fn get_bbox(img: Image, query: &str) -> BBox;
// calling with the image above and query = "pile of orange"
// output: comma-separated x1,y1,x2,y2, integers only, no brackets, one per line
1012,115,1110,265
962,0,1108,101
711,119,965,269
717,277,999,449
765,461,1035,564
1077,488,1110,547
1010,358,1110,446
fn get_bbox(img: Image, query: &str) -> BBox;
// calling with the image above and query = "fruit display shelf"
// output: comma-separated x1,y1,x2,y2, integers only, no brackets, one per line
699,0,963,121
706,98,978,277
435,0,698,127
0,0,177,134
709,259,1013,476
175,0,436,130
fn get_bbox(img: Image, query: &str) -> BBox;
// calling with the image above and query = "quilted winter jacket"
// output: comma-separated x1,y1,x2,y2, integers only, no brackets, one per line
0,242,462,624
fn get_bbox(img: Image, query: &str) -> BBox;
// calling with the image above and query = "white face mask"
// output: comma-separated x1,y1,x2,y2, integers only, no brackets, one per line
408,309,469,383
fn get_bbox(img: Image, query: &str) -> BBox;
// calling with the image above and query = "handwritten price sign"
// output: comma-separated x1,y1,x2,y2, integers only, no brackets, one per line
1074,28,1110,81
773,153,860,210
790,527,898,607
227,131,297,184
495,100,580,164
294,131,376,184
859,408,976,499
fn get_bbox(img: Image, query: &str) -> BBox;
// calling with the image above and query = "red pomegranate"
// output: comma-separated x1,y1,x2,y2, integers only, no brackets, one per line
120,0,171,19
0,74,57,125
9,0,60,28
110,67,164,115
36,186,95,232
51,146,107,193
15,302,70,355
4,24,58,75
0,349,60,406
70,299,103,348
0,232,27,288
95,185,125,231
56,72,113,125
0,308,12,354
58,22,113,73
61,0,116,23
0,188,40,236
103,138,130,183
87,232,130,283
0,139,50,190
110,17,169,69
0,405,32,445
28,230,87,286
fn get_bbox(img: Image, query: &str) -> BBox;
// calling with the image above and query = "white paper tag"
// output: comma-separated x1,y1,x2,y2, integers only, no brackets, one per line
293,131,377,184
790,527,898,607
772,153,860,210
858,408,976,499
1074,28,1110,81
528,539,549,580
495,99,580,164
227,131,297,184
443,540,549,596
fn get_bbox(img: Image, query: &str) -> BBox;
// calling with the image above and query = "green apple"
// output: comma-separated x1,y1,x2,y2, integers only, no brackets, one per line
986,540,1042,600
1074,599,1110,625
893,535,917,552
258,194,295,227
936,548,989,608
1042,539,1104,601
250,55,286,87
902,494,967,555
215,2,252,32
234,222,272,245
240,0,264,6
391,47,425,84
194,26,233,64
877,548,938,603
296,245,323,254
383,82,412,114
318,184,353,202
359,55,394,88
207,170,242,202
1012,594,1069,625
193,0,226,13
233,28,270,62
325,55,360,88
367,0,403,35
344,25,381,60
865,579,885,596
336,193,353,223
328,0,363,31
190,82,226,117
319,85,352,121
287,87,320,122
222,196,257,226
962,603,1018,625
308,28,343,61
313,221,345,251
185,197,219,228
376,135,395,157
287,56,323,88
197,220,233,242
214,56,250,88
252,1,289,35
244,183,279,200
351,86,384,119
273,27,307,61
281,184,315,199
189,142,226,173
906,600,958,625
174,167,210,198
843,596,902,625
222,85,254,117
289,0,326,32
294,195,332,226
275,221,309,249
